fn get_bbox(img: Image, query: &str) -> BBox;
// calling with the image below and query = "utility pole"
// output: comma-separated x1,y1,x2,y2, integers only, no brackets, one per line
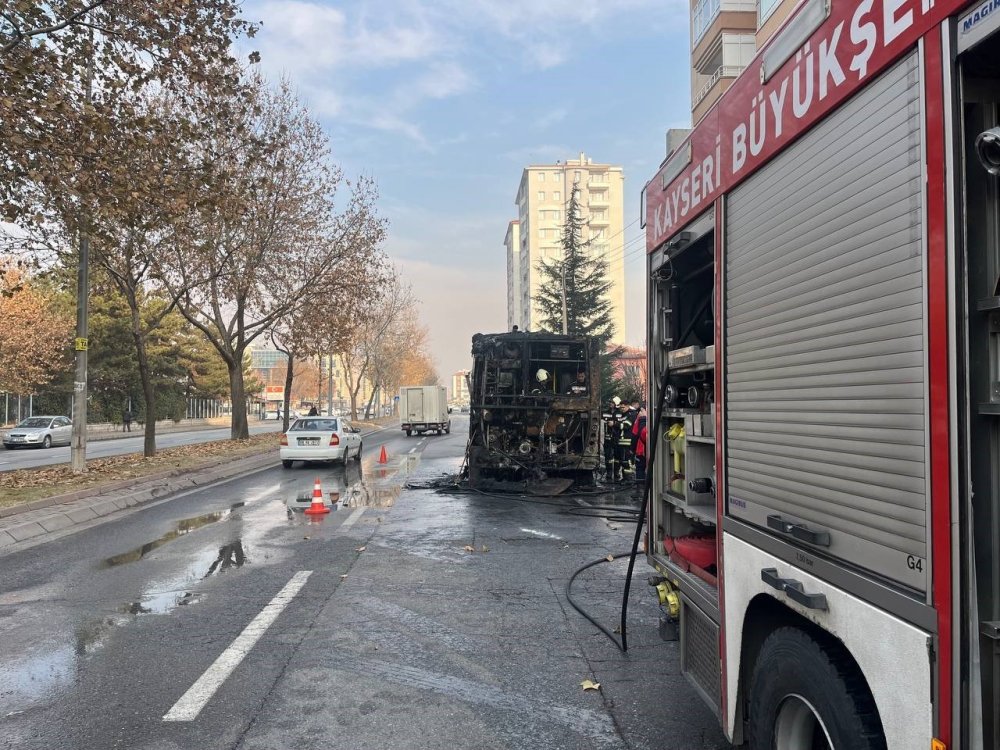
71,34,94,474
326,354,334,415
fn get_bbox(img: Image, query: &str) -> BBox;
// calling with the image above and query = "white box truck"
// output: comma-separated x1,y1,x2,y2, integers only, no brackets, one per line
399,386,450,436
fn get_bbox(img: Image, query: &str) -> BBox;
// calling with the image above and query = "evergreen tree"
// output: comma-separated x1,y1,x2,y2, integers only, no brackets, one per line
534,186,615,347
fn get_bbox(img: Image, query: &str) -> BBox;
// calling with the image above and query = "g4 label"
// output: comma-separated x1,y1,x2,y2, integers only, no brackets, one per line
906,555,924,572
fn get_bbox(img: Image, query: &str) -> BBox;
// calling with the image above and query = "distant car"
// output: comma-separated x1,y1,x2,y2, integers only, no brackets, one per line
279,417,363,468
263,409,299,421
3,416,72,449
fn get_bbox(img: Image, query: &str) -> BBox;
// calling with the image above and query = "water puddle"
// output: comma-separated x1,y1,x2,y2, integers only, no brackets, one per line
100,503,245,568
285,462,403,513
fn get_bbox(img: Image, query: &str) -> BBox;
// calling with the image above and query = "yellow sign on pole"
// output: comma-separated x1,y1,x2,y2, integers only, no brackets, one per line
74,337,89,351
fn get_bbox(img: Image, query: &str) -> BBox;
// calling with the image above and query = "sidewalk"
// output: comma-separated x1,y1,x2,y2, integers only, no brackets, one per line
85,416,233,441
0,421,397,552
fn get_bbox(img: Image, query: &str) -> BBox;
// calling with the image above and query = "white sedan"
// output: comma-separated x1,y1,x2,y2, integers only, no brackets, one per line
279,417,363,468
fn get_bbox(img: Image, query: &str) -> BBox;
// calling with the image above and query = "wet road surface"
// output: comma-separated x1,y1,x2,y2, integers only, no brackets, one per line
0,417,729,749
0,422,283,472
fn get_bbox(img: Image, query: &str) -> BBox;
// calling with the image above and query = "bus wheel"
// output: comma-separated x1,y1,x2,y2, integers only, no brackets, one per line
747,627,885,750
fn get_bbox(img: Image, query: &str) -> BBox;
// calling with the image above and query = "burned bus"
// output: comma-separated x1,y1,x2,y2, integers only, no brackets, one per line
466,331,602,487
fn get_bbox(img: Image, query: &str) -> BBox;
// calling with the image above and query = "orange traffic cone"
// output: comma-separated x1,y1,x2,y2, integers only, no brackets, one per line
378,445,388,464
304,477,330,515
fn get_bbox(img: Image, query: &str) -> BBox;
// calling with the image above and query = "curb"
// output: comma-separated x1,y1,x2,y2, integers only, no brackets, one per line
0,423,398,552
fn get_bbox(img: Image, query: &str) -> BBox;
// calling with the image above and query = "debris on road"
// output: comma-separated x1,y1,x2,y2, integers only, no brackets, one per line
580,679,601,691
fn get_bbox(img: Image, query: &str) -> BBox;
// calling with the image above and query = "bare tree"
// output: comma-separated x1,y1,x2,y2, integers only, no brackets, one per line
161,78,387,439
366,315,437,416
2,2,255,459
269,257,387,432
337,274,413,420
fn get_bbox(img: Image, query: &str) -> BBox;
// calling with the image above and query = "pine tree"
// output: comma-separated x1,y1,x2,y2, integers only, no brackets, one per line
534,185,616,347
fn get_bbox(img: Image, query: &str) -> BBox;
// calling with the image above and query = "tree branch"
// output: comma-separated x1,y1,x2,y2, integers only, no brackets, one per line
1,0,113,55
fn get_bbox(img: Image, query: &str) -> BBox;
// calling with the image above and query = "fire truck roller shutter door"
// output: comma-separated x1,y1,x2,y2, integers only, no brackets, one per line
724,51,927,592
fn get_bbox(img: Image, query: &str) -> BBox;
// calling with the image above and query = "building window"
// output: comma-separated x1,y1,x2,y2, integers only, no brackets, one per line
539,228,547,238
537,191,545,200
538,172,545,181
692,0,720,44
554,191,561,201
573,170,581,183
721,33,757,68
758,0,781,23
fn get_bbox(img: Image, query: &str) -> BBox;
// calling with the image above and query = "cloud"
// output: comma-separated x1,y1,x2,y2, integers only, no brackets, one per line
442,0,663,35
245,0,683,147
248,0,459,143
406,62,474,102
253,0,443,74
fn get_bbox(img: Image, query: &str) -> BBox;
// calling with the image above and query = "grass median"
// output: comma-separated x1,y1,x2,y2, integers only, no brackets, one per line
0,434,277,511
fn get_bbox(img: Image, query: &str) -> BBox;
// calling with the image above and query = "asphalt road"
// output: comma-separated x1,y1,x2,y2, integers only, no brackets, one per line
0,415,729,750
0,421,283,472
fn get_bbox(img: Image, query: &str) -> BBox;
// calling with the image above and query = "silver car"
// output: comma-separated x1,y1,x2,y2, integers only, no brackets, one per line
3,416,73,449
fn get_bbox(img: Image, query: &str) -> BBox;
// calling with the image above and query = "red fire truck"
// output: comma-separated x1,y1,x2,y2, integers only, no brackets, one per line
642,0,999,746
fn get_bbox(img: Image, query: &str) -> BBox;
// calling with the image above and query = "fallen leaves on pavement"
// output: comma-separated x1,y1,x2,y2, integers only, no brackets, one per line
0,434,275,510
580,679,601,691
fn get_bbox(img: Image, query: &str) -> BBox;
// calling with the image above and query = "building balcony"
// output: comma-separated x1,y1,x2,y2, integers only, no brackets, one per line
692,65,742,120
589,217,610,227
691,6,757,71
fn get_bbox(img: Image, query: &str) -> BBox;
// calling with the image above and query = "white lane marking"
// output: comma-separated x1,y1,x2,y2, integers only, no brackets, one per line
243,483,281,504
340,508,365,530
162,570,313,722
408,447,417,454
574,498,593,507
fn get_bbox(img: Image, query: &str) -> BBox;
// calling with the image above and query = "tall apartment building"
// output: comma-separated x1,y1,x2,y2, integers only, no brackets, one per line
504,221,520,332
689,0,799,123
451,370,470,404
505,153,626,343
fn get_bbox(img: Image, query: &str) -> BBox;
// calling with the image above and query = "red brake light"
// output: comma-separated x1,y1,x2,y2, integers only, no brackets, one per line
280,433,288,446
329,433,340,446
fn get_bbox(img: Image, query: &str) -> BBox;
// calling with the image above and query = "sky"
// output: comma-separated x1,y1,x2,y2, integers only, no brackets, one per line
244,0,694,381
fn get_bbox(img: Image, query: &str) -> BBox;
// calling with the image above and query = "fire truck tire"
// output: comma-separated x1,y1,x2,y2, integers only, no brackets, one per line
747,626,885,750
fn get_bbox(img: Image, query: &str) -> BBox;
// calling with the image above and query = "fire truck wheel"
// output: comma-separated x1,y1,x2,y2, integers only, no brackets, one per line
747,626,885,750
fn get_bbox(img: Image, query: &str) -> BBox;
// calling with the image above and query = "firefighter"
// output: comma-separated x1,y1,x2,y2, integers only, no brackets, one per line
565,370,588,395
604,398,632,481
633,410,648,483
616,402,635,478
